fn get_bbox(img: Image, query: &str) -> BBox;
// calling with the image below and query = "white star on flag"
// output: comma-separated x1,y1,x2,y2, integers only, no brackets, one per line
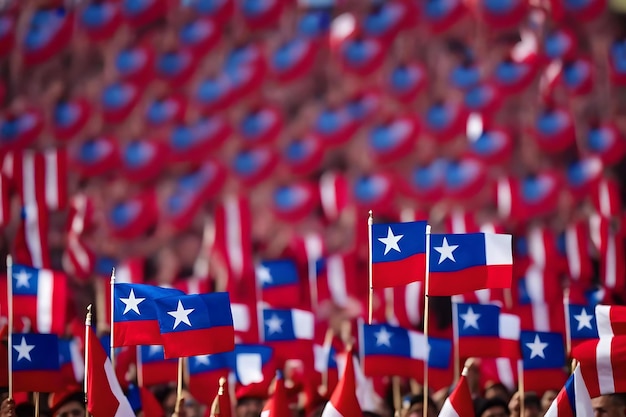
525,334,548,359
256,265,272,284
13,337,35,362
14,270,31,288
378,227,404,256
434,237,459,264
460,306,481,329
374,327,393,347
194,355,210,366
168,300,195,329
265,314,283,334
120,289,146,315
573,308,594,331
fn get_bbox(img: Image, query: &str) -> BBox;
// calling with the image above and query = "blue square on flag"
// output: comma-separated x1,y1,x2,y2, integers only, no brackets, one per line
262,308,315,342
256,259,301,308
371,221,427,288
12,333,61,393
568,304,598,341
521,331,565,370
456,303,500,337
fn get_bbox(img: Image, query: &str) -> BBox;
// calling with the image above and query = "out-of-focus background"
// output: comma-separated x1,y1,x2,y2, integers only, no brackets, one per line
1,0,626,415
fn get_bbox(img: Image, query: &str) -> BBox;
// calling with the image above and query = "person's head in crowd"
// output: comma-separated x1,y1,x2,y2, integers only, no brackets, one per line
48,387,85,417
236,396,265,417
591,393,626,417
403,394,438,417
541,389,559,413
477,398,510,417
507,392,541,417
484,382,511,402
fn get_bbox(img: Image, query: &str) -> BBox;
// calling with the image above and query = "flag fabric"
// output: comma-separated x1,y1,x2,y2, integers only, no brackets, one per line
155,292,235,358
321,349,361,417
233,344,275,399
371,221,427,288
58,337,84,386
438,365,475,417
127,384,164,417
138,345,178,387
257,259,301,308
314,343,339,395
544,365,593,417
0,173,9,227
572,335,626,398
11,264,67,334
595,305,626,337
387,282,423,329
455,303,521,359
261,371,291,417
316,252,357,309
521,331,568,393
428,233,512,296
231,301,259,344
360,323,451,383
566,304,598,346
12,333,61,392
86,326,135,417
188,352,233,407
113,283,185,347
262,308,315,365
209,377,232,417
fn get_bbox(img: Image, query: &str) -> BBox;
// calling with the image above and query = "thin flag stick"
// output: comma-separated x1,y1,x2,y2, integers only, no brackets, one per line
85,304,92,417
518,359,525,417
136,345,144,388
6,255,13,400
392,376,402,417
175,358,184,414
320,327,334,397
563,287,572,357
451,301,460,385
368,210,374,325
33,392,40,417
109,268,116,368
422,225,432,417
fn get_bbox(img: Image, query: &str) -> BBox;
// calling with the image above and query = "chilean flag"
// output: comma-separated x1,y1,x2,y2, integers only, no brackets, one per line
188,352,233,407
261,371,291,417
595,305,626,337
320,349,361,417
257,259,301,308
455,303,521,359
371,221,427,288
12,333,61,392
439,365,475,417
567,304,598,347
138,345,178,387
11,264,67,334
58,337,84,386
521,331,568,394
233,344,276,399
544,365,593,417
360,323,452,389
428,233,512,296
262,308,315,366
113,283,185,347
155,292,235,358
573,335,626,398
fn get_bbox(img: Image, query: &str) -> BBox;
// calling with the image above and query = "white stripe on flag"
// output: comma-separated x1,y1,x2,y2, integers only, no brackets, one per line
605,234,617,288
497,179,512,219
23,154,44,268
599,180,611,218
405,282,421,326
292,309,314,340
499,314,520,341
104,355,135,417
565,225,581,279
231,304,250,332
484,233,512,265
574,364,593,415
408,331,428,360
37,269,53,333
320,173,339,220
237,353,263,385
44,151,59,210
495,358,516,392
532,303,550,332
327,256,348,307
528,228,546,267
225,197,243,277
439,398,461,417
70,339,85,383
321,401,345,417
597,338,615,395
595,306,614,337
451,211,466,234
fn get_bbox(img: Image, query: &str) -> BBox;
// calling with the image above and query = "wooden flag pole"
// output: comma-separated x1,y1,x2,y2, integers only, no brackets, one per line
175,358,184,414
563,287,572,357
33,392,40,417
85,304,93,417
6,255,13,400
319,327,334,397
422,225,432,417
392,376,402,417
518,359,525,417
368,210,374,325
109,268,116,368
136,345,144,388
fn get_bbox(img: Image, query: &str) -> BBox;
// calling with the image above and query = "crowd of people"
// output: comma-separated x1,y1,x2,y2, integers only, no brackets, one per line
2,0,626,416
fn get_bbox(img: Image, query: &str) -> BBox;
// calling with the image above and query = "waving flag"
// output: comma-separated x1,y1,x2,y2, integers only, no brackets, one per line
360,323,452,387
12,333,61,392
371,221,427,288
439,364,474,417
86,327,134,417
455,303,521,359
11,264,67,334
58,338,84,386
233,344,275,399
138,345,178,387
113,283,185,347
521,331,568,393
256,259,301,308
261,371,290,417
573,335,626,398
567,304,598,346
155,292,235,358
188,352,233,406
262,308,314,366
544,365,593,417
321,349,361,417
596,305,626,337
429,233,512,296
